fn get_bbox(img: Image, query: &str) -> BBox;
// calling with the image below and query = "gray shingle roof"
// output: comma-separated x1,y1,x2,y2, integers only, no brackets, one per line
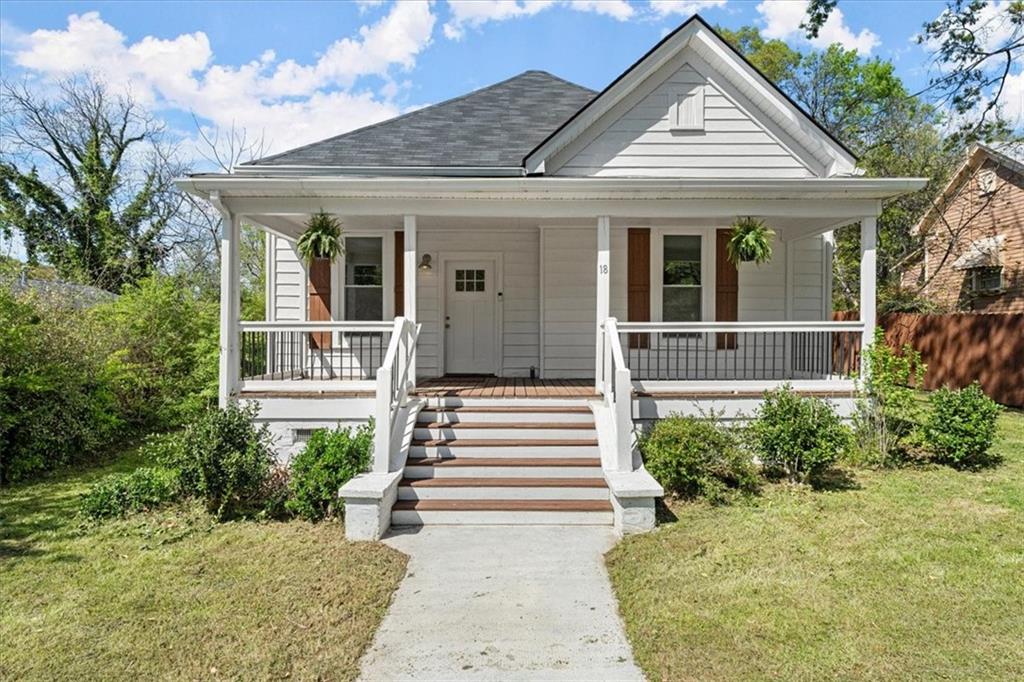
245,71,595,169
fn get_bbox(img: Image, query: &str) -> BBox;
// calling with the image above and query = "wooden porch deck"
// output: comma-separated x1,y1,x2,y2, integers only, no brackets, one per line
412,376,595,398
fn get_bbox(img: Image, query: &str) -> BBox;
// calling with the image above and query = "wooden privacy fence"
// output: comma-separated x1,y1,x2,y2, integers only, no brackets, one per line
833,311,1024,407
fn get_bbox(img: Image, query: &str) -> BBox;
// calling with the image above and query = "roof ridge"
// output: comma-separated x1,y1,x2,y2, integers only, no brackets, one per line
245,70,591,166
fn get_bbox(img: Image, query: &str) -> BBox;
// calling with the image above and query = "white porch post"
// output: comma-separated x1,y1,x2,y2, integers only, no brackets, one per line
859,215,877,377
595,216,611,391
217,205,241,408
403,215,417,384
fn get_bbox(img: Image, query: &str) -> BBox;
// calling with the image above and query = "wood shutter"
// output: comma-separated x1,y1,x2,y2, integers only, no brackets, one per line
394,231,404,317
715,229,738,350
308,257,332,349
627,228,650,349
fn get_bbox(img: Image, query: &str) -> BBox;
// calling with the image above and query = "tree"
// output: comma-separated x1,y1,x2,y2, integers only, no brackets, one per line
802,0,1024,144
170,119,268,317
0,76,188,292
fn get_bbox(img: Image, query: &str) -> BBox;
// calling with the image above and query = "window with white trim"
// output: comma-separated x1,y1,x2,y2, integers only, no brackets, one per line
343,237,383,320
662,234,702,322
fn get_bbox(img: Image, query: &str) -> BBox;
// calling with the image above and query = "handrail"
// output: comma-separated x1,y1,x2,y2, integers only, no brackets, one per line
373,317,418,473
602,318,634,472
616,321,864,332
239,320,394,332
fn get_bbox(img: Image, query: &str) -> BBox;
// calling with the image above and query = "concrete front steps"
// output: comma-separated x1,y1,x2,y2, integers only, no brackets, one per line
392,401,613,526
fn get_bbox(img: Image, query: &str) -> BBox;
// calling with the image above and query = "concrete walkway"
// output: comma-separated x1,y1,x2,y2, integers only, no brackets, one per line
357,526,644,681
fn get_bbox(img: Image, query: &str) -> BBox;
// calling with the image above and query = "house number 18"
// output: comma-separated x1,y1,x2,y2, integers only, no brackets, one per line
598,264,608,275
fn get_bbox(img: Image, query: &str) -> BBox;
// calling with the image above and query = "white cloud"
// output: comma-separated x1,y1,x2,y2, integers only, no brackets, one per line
648,0,726,17
757,0,879,54
9,5,437,155
568,0,635,21
996,70,1024,130
443,0,632,40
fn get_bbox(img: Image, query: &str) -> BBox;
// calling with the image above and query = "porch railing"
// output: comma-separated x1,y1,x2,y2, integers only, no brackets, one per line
238,321,394,381
374,317,419,472
600,318,635,472
613,321,864,383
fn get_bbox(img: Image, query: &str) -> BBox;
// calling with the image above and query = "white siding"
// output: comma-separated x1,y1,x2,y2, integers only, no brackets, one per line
540,226,626,378
739,235,827,322
555,63,814,179
416,228,540,378
270,235,304,321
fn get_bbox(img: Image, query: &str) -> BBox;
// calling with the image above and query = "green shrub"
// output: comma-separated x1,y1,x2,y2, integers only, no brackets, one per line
924,383,1001,468
854,327,927,466
158,403,276,519
94,274,218,430
0,287,123,483
750,386,852,483
287,422,373,521
80,467,179,519
640,415,758,504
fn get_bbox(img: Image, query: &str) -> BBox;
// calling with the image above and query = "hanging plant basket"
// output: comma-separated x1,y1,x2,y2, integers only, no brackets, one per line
296,210,344,264
726,217,774,265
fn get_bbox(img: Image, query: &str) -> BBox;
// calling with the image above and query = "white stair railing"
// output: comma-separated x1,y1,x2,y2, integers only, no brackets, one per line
601,318,634,472
373,317,420,473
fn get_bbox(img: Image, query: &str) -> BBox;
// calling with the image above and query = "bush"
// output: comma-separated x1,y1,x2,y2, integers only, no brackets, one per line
158,403,276,519
94,274,218,430
853,327,927,466
287,423,373,521
750,386,852,483
640,415,758,504
80,467,179,519
924,383,1001,468
0,287,122,483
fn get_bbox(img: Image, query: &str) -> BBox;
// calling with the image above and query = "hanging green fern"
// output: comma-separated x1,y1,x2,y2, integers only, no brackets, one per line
296,211,344,263
726,217,774,265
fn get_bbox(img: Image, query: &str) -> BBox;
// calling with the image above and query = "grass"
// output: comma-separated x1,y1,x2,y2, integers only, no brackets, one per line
607,407,1024,681
0,448,408,681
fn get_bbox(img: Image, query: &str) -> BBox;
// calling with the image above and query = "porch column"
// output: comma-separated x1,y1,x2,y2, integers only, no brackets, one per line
859,215,877,376
596,216,611,391
217,204,241,408
403,215,417,383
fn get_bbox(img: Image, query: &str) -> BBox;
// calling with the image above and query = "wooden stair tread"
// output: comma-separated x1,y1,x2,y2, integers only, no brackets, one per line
416,421,594,429
405,457,601,467
421,406,591,413
393,499,613,512
412,438,598,447
400,477,607,488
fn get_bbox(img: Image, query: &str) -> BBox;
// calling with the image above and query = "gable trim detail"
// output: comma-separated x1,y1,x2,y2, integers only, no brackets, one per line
523,15,857,176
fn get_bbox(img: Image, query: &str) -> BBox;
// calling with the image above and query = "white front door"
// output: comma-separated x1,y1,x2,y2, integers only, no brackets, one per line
445,261,497,374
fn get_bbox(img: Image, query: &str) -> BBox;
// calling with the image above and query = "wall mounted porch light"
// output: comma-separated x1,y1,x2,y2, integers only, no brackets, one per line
418,254,433,271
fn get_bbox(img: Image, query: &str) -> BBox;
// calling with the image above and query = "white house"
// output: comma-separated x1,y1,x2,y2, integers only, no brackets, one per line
178,16,925,539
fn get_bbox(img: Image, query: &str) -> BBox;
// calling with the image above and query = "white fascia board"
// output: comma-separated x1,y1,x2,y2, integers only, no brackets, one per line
176,175,926,201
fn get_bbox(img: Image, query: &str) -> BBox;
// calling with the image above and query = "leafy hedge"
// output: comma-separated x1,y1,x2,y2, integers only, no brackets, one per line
1,274,218,483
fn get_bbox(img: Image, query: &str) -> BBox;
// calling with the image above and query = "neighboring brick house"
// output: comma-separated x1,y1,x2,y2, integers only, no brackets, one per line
904,143,1024,313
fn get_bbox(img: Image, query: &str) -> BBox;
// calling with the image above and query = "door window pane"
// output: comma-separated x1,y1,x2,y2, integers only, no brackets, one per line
344,237,383,320
455,268,485,292
663,235,701,322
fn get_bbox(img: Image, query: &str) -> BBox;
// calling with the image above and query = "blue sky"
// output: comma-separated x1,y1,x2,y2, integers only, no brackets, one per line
1,0,1019,163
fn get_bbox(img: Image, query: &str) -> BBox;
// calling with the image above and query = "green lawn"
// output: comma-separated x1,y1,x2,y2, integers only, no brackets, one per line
0,450,408,681
607,407,1024,681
